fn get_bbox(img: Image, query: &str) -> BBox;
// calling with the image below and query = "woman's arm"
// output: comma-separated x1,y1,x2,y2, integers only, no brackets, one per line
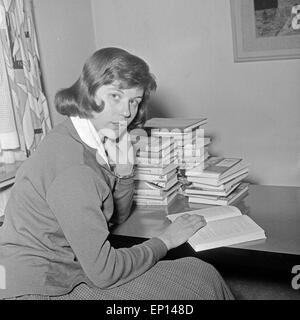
104,133,136,225
110,174,135,225
46,165,167,289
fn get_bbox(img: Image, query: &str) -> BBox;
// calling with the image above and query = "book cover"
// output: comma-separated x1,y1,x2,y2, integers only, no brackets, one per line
134,174,178,190
185,181,240,197
134,182,181,197
134,189,178,206
135,163,179,175
133,135,175,152
177,147,205,157
134,168,178,182
188,183,249,206
170,133,206,148
135,154,178,166
191,171,249,192
187,168,249,187
186,157,243,178
137,145,175,159
144,117,207,132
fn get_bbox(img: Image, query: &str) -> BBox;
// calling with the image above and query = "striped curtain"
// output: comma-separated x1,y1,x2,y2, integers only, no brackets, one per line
0,0,51,164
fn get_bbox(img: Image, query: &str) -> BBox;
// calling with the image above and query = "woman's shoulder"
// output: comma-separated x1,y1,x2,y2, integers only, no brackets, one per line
13,120,109,198
19,119,85,180
40,119,83,154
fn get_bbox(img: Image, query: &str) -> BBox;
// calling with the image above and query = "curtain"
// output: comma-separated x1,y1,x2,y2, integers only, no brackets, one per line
0,0,51,164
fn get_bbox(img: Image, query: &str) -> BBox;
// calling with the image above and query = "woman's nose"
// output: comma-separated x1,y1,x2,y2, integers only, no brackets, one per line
120,100,131,118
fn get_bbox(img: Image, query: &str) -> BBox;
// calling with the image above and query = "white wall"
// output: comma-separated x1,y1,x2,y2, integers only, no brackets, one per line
33,0,96,125
91,0,300,187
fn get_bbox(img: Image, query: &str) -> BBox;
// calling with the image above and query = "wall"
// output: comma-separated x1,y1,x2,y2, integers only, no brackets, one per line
32,0,96,125
91,0,300,187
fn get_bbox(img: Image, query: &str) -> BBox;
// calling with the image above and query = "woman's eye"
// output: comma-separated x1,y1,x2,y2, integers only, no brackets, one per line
111,94,121,100
130,100,140,107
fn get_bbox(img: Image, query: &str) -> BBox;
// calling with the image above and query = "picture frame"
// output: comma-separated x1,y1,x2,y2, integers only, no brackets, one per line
230,0,300,62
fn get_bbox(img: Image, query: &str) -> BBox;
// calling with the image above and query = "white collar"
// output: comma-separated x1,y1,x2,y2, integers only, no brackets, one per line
70,116,109,167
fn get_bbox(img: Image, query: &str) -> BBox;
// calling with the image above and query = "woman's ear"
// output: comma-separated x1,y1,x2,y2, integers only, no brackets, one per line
94,99,105,113
93,86,102,105
94,93,101,105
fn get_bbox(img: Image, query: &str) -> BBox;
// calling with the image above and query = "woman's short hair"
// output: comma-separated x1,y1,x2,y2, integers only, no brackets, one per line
55,47,157,129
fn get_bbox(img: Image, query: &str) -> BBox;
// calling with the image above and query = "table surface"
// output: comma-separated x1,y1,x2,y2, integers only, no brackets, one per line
113,184,300,256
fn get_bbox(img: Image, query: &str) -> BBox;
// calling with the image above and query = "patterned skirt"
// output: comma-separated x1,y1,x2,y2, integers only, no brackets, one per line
6,257,234,300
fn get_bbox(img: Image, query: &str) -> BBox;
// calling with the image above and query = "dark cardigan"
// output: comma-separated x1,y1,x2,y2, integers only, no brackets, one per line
0,118,167,298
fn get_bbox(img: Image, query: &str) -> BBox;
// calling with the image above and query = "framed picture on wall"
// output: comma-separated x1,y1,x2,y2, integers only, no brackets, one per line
230,0,300,62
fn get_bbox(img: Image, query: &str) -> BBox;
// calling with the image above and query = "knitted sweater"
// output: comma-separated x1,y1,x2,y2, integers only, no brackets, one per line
0,118,167,298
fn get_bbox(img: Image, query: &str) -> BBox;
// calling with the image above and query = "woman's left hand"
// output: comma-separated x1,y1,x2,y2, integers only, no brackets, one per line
103,132,135,177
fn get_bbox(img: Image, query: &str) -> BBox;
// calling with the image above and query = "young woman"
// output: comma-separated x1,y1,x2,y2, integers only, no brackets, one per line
0,48,234,300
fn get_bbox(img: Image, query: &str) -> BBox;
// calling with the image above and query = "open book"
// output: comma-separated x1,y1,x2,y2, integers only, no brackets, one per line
167,206,266,252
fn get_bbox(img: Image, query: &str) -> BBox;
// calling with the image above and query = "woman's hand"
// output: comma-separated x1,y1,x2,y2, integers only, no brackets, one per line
103,132,135,177
157,214,207,250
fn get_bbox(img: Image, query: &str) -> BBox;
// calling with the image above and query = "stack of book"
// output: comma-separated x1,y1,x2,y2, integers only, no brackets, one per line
143,118,208,170
132,135,180,206
184,157,249,206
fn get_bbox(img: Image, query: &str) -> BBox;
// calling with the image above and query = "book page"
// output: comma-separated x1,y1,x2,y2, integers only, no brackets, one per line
188,215,266,251
167,205,241,223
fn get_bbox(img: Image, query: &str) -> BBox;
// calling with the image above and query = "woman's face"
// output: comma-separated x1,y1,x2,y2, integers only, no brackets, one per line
91,82,144,140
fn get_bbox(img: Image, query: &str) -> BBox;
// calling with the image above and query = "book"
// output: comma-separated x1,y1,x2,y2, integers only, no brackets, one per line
151,128,204,138
187,168,249,187
179,163,203,170
135,163,179,175
188,183,249,206
134,182,181,197
144,117,207,133
177,147,205,157
185,157,243,179
135,154,178,165
191,172,248,192
177,156,207,164
137,145,175,159
167,205,266,252
173,136,204,148
169,129,204,139
134,189,178,206
133,135,175,152
134,173,178,190
203,157,243,178
134,169,178,182
185,181,240,197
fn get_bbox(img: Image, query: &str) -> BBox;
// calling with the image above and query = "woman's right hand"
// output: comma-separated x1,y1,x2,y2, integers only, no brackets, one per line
157,214,207,250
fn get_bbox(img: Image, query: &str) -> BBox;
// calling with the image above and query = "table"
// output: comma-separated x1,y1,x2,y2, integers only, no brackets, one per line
111,185,300,299
112,185,300,279
113,184,300,256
